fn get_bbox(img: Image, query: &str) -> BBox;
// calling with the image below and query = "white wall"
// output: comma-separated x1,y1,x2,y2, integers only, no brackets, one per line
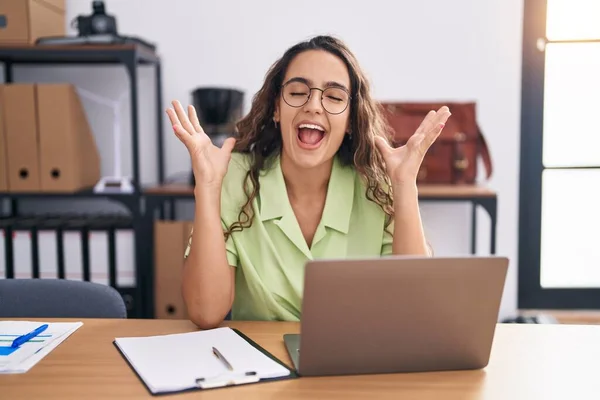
11,0,524,319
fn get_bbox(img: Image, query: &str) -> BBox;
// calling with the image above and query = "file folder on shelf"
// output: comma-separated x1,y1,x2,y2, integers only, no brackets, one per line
113,327,297,394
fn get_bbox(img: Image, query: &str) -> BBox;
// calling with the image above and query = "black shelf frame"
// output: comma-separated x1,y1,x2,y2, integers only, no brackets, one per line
0,192,144,317
420,195,497,256
0,44,166,318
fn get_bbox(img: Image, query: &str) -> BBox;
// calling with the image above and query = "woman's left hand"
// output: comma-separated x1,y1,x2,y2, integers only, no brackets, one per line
375,106,451,187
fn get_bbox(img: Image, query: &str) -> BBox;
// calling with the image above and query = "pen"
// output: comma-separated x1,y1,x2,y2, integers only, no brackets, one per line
11,324,49,348
212,346,234,371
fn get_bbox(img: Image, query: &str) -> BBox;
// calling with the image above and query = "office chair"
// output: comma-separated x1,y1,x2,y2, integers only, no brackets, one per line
0,278,127,318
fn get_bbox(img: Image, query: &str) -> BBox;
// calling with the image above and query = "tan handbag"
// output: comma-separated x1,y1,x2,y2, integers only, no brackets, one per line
380,102,492,184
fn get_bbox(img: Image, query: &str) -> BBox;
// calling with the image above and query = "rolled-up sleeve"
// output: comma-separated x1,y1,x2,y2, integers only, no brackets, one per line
222,220,239,267
183,223,239,268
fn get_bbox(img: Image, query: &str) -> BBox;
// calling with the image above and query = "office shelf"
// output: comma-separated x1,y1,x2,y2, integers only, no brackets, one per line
0,43,165,190
0,43,164,318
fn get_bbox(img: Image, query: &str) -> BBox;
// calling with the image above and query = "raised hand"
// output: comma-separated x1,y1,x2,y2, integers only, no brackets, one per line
166,100,236,189
375,106,451,187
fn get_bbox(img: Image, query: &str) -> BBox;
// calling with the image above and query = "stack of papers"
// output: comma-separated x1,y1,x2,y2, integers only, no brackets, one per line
114,327,292,393
0,321,83,374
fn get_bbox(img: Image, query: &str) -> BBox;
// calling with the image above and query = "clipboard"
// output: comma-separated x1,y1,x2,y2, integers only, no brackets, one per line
113,328,298,395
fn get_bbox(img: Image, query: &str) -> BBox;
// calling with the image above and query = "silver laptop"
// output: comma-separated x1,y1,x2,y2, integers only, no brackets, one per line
284,256,508,376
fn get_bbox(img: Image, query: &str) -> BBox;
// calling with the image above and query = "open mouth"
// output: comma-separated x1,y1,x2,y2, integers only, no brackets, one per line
297,123,325,149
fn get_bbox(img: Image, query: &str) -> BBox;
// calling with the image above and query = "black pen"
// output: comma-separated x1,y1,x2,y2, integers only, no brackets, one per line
212,346,234,371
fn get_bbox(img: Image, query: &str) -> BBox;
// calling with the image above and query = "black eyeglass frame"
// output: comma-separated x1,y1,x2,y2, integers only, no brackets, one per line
280,81,352,115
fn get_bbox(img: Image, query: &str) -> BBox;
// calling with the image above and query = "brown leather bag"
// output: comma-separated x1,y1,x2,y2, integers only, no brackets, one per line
380,102,492,185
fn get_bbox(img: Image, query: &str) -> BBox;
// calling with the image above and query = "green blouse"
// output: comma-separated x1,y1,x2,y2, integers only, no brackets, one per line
185,152,393,321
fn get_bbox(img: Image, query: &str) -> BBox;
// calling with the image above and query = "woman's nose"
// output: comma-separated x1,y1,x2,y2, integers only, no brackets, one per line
303,89,324,113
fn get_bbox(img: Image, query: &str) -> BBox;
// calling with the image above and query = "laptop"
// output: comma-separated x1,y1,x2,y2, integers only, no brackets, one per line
284,256,508,377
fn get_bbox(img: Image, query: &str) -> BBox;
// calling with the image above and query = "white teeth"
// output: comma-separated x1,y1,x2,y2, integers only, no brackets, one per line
298,123,325,131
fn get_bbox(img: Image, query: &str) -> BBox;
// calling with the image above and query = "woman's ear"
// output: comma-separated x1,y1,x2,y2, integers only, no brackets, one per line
345,117,352,134
273,103,280,123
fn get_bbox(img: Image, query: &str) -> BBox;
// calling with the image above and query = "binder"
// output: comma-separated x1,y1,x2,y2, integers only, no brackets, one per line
62,217,86,281
3,84,41,191
113,327,298,394
114,219,135,288
37,216,63,279
0,86,8,191
12,217,37,279
36,84,100,192
153,220,190,319
0,218,8,279
88,217,110,286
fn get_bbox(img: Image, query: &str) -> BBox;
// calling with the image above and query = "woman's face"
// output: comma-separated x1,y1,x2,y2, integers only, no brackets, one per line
274,50,351,170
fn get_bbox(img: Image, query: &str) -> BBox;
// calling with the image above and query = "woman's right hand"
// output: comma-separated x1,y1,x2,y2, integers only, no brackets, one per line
166,100,236,189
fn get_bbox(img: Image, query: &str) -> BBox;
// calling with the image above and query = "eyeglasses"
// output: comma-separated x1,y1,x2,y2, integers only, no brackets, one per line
281,81,351,115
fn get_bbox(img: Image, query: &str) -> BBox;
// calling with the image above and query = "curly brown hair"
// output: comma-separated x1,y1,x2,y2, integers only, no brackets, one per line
224,35,395,239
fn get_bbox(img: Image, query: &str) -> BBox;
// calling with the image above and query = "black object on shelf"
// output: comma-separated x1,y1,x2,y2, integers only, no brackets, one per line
74,0,118,37
191,87,244,128
189,87,244,185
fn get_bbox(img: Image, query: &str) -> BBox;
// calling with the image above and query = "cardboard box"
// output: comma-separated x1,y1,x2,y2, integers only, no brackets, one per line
154,221,192,319
1,83,101,193
0,87,8,191
0,0,66,44
37,84,101,192
3,84,41,192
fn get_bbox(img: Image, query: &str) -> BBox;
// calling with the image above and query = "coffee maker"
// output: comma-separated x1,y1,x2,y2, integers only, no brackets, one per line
189,87,244,185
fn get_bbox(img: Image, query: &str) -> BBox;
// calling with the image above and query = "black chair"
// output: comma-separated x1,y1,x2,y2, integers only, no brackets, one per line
0,279,127,318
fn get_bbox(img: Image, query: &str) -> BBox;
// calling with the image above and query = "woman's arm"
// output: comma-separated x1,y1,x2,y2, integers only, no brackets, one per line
166,99,237,330
375,106,451,257
391,183,431,256
182,187,235,329
167,101,235,329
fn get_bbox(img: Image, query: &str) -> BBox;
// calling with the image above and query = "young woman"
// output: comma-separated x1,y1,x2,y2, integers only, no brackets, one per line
166,35,450,329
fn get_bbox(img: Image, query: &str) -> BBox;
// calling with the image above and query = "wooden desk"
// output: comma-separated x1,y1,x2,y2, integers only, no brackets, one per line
2,319,599,399
521,309,600,325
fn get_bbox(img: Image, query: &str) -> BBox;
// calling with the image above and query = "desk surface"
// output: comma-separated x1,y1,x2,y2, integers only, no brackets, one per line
144,183,497,199
2,319,599,400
